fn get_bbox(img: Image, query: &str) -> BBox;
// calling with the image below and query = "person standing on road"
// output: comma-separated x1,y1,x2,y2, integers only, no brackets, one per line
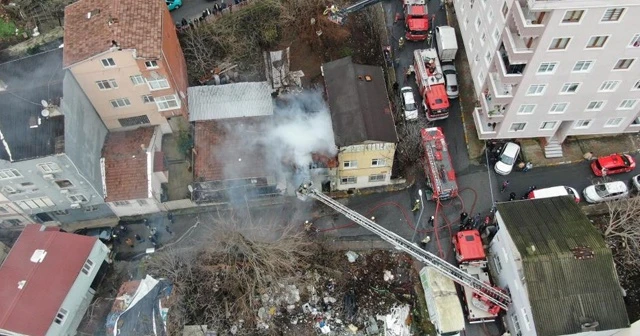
501,180,510,193
412,199,421,212
522,161,533,172
460,212,468,224
125,238,134,248
428,216,435,226
393,82,399,95
509,192,517,201
398,37,405,50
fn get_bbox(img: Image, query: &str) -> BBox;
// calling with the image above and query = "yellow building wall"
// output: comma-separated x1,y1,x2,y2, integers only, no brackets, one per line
336,142,396,191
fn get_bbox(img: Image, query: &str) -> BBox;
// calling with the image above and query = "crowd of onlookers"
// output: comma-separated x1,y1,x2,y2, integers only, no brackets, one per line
175,0,252,32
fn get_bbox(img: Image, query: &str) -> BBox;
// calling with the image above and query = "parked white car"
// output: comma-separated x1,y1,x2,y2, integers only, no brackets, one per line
583,181,629,203
494,142,520,175
441,64,459,99
528,186,581,203
632,174,640,191
400,86,418,121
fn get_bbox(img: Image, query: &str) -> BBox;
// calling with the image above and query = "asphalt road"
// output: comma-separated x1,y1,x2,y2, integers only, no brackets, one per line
170,0,225,22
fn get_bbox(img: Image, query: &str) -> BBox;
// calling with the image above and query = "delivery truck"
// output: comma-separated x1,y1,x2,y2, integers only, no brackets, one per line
420,266,466,336
435,26,458,63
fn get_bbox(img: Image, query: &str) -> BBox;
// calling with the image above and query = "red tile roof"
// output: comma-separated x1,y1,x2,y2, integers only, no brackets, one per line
63,0,164,67
194,119,271,181
103,127,155,201
0,224,98,336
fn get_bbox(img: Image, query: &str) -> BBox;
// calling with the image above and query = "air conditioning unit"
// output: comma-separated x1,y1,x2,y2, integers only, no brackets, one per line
69,203,81,209
43,174,54,180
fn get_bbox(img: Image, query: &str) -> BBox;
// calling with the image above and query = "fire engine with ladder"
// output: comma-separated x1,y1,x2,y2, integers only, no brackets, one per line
414,49,450,121
421,127,458,201
297,183,512,324
402,0,430,41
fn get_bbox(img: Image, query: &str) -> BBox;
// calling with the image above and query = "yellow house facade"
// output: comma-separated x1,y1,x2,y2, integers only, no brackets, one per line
336,142,396,191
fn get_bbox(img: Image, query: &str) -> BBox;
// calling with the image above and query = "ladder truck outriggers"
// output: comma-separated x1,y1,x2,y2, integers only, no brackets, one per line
403,0,430,41
414,49,450,121
421,127,458,201
296,183,512,325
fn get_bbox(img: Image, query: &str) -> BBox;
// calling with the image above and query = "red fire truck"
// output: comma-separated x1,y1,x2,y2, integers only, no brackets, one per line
453,230,505,323
403,0,429,41
414,49,450,121
421,127,458,201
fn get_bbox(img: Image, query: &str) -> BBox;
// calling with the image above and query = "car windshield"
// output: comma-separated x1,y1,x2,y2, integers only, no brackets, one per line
449,85,458,92
594,184,610,197
621,155,630,166
500,153,515,165
565,187,575,196
405,103,417,111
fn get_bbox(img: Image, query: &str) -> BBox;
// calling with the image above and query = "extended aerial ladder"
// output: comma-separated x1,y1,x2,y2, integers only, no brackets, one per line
297,183,511,311
323,0,384,25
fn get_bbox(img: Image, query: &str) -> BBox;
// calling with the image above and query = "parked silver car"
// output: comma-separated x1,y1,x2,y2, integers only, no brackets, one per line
583,181,629,203
400,86,418,121
442,64,459,99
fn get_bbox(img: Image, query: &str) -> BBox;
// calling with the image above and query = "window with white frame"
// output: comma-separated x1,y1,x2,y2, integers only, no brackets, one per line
526,84,546,96
605,117,624,127
155,94,180,111
501,2,508,18
144,60,159,69
630,34,640,48
142,94,154,104
146,78,170,91
113,200,130,206
549,102,568,113
572,60,593,72
562,10,584,23
575,119,592,129
599,80,620,92
540,121,557,130
485,50,491,64
0,169,22,180
537,62,557,74
16,197,55,210
586,35,608,48
67,194,88,204
480,32,486,46
517,104,536,114
493,27,500,43
478,72,484,83
614,58,635,70
37,162,61,173
343,160,357,168
96,79,118,90
54,308,68,324
110,98,131,108
586,100,605,111
601,8,624,22
633,80,640,90
475,17,482,30
474,53,479,64
560,82,580,94
509,122,526,132
619,99,638,110
369,174,385,182
371,158,385,167
464,16,469,29
488,10,494,23
81,259,94,275
549,37,570,50
340,176,357,185
130,74,145,85
493,255,502,273
101,58,115,67
468,38,475,51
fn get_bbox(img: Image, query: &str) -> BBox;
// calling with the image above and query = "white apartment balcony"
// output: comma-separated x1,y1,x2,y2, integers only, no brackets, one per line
480,88,506,121
494,50,525,85
473,107,499,140
488,72,514,105
513,0,545,37
502,27,534,64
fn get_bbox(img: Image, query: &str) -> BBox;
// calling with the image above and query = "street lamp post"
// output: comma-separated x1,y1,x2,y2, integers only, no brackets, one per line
412,189,425,243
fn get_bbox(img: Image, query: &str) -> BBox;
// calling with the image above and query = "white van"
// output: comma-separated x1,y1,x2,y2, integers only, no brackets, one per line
527,186,581,203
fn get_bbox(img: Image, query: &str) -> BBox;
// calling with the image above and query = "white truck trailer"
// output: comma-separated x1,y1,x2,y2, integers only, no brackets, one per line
420,266,466,336
435,26,458,63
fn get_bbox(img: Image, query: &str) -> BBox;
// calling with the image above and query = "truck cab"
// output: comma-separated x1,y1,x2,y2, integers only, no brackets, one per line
423,84,450,121
404,0,429,41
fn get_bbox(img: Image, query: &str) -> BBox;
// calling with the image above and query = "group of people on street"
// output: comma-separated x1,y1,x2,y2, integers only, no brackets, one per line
176,0,252,32
118,213,176,250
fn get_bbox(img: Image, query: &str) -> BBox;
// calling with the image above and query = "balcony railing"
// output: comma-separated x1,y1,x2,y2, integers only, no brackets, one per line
502,27,534,64
480,90,506,120
513,0,545,37
495,49,524,85
488,72,514,106
473,107,499,139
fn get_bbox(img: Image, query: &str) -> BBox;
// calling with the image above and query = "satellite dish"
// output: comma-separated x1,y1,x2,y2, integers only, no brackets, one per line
41,100,49,107
41,109,50,117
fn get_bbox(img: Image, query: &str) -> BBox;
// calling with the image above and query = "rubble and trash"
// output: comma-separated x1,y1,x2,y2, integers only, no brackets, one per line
345,250,359,262
377,304,412,336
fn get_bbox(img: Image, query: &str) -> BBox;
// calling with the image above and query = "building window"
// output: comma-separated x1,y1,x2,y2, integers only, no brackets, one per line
340,176,357,185
113,200,130,206
517,104,536,114
633,80,640,91
509,122,526,132
155,94,180,111
493,27,500,43
501,2,508,18
605,118,624,127
586,101,605,111
0,169,22,180
54,308,68,324
0,206,7,214
512,313,522,336
130,75,145,85
475,17,482,31
4,218,22,226
574,119,592,129
549,103,568,113
468,38,474,51
37,162,61,173
142,94,154,104
586,35,608,48
526,84,546,96
147,78,170,91
464,16,469,29
16,197,55,210
81,259,94,275
487,10,494,24
630,34,640,48
101,58,115,67
144,60,159,69
118,115,150,127
96,79,118,90
614,58,635,70
369,174,385,182
68,194,88,204
619,99,638,110
572,60,593,73
537,62,557,74
53,210,69,216
55,180,73,188
478,72,484,84
484,50,491,65
493,255,502,273
540,121,557,130
549,37,570,50
560,82,580,94
599,80,620,92
136,199,148,206
371,158,385,167
343,160,358,169
84,205,98,212
110,98,131,108
474,53,479,64
480,32,486,46
601,8,624,22
562,10,584,23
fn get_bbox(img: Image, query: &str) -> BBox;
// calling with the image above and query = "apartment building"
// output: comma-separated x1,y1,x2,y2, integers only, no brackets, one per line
453,0,640,157
63,0,189,134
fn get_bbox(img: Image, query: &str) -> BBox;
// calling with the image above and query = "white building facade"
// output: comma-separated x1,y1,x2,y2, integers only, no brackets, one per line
453,0,640,156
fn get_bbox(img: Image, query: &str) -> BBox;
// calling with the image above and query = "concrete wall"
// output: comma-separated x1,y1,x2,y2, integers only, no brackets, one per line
108,198,162,217
336,142,395,191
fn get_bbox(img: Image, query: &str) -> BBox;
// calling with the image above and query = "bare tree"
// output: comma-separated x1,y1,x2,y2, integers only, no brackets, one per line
602,196,640,269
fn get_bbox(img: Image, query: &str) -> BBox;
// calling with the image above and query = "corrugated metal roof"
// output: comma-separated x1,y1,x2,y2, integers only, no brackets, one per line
496,197,629,335
188,82,274,121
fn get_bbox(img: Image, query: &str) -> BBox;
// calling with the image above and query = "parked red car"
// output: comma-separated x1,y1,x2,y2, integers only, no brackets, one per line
591,154,636,176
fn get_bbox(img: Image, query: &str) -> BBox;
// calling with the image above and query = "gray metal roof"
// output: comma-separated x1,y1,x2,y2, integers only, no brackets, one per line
496,197,629,336
188,82,274,121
